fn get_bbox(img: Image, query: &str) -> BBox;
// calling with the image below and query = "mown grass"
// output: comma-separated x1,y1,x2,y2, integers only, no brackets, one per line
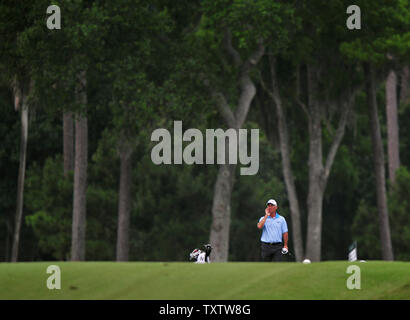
0,261,409,299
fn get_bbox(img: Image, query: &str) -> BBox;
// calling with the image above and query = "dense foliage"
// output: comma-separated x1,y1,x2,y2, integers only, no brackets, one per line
0,0,409,261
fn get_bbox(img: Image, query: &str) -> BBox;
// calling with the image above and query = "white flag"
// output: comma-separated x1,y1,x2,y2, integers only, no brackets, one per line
348,242,358,262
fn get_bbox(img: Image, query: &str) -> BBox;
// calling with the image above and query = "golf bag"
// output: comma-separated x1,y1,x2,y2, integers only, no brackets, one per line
189,244,212,263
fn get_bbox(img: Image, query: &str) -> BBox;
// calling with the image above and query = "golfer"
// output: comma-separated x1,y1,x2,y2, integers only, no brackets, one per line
257,199,289,262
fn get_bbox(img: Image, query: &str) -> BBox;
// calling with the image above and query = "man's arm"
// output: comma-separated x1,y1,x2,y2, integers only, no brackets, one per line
283,232,288,249
257,208,270,229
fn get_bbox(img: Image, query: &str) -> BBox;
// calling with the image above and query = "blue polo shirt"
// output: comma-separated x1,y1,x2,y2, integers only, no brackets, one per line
259,213,288,243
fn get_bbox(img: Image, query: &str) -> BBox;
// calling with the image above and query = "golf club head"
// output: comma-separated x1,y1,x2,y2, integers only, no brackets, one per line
281,250,294,257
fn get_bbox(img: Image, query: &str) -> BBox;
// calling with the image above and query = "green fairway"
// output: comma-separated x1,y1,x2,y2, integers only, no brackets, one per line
0,261,409,300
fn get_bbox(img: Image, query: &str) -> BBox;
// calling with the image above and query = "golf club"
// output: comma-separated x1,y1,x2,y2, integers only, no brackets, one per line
281,249,295,261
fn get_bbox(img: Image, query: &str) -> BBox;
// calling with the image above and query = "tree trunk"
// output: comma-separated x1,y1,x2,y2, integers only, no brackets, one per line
206,33,264,262
63,111,74,176
116,145,133,261
364,63,394,261
385,69,400,186
400,66,409,104
304,65,325,262
209,163,236,262
305,110,325,262
11,101,28,262
275,106,305,262
71,71,88,261
267,56,304,261
305,178,324,262
301,63,355,262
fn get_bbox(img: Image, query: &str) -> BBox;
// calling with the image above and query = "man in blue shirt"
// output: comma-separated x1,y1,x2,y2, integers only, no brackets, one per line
257,199,289,262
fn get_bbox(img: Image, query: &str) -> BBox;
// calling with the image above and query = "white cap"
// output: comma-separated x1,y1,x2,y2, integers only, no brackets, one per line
266,199,277,206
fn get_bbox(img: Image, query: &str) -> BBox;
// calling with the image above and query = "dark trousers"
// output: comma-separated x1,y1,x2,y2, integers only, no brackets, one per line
261,242,283,262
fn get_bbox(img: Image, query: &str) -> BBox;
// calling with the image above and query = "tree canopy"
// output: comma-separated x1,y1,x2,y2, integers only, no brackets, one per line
0,0,409,262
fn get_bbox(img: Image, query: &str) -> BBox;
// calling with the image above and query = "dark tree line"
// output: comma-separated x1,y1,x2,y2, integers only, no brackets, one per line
0,0,409,262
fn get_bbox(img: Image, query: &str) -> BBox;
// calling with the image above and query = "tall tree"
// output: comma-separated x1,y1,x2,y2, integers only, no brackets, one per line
303,64,358,262
60,1,108,261
0,1,39,261
195,0,294,261
96,0,174,261
206,30,265,262
116,141,133,261
71,71,88,261
364,63,394,260
385,68,400,185
10,78,32,262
